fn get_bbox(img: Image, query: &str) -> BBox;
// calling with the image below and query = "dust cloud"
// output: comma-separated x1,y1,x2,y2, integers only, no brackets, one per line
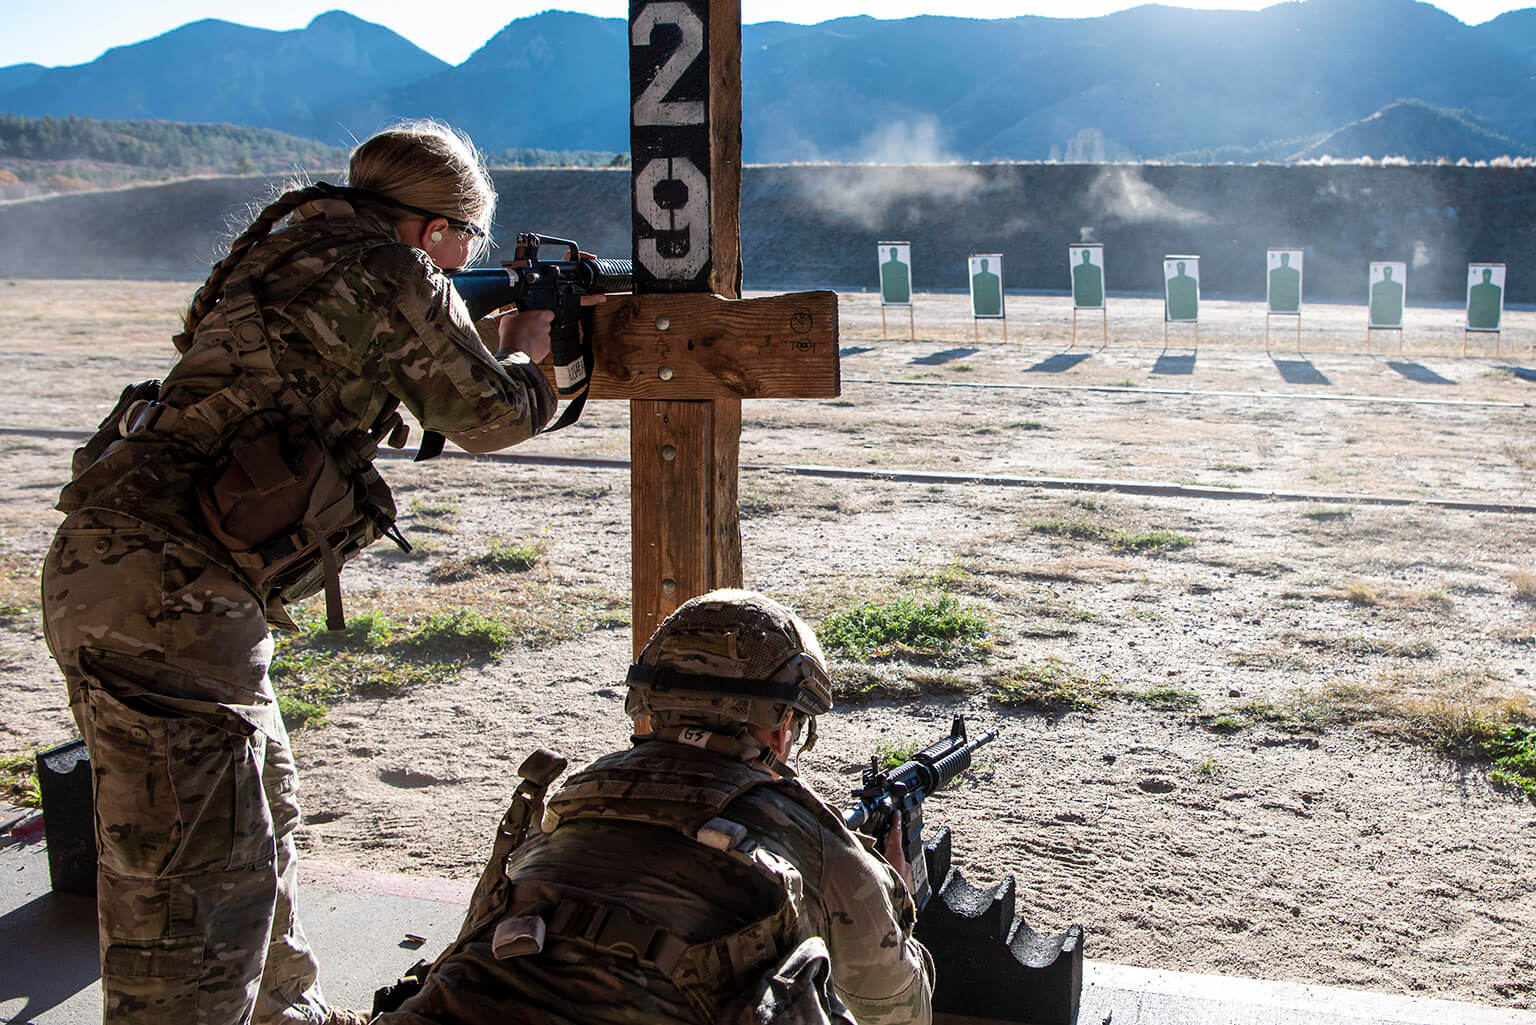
1085,166,1213,225
796,118,987,231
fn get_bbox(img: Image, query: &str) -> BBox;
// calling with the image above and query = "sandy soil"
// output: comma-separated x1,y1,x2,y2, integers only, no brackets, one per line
2,280,1534,1008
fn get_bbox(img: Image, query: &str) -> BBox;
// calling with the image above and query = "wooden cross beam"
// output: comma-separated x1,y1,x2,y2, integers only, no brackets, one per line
481,0,840,655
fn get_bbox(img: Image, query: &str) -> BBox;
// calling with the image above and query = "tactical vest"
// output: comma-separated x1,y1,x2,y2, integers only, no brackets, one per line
62,218,410,629
422,744,854,1025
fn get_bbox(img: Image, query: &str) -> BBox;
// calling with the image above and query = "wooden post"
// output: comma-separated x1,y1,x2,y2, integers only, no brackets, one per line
619,0,840,653
477,2,839,655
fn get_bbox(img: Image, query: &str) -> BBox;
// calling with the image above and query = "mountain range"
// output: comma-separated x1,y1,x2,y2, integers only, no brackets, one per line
2,0,1534,162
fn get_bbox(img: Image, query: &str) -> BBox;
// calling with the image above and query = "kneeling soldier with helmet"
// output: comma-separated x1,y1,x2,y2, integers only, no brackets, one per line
377,589,934,1025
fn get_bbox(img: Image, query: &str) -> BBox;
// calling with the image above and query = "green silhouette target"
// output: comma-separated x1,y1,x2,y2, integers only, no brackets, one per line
878,242,912,306
1267,249,1303,314
1466,263,1505,332
1069,245,1104,310
1163,256,1200,323
1368,262,1406,329
969,254,1004,318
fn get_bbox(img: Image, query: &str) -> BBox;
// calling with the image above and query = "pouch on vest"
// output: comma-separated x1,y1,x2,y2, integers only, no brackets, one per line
68,379,162,481
196,421,399,629
726,936,856,1025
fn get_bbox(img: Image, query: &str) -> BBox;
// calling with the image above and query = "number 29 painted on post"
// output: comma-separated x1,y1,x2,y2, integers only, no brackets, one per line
630,0,712,290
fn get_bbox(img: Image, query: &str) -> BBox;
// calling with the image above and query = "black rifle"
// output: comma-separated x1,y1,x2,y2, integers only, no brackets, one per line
448,233,632,436
844,716,997,910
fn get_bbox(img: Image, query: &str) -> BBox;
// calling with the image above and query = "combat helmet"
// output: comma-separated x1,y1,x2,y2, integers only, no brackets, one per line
626,589,833,770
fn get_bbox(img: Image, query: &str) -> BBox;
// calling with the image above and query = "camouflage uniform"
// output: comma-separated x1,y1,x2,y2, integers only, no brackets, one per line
378,591,933,1025
41,195,555,1025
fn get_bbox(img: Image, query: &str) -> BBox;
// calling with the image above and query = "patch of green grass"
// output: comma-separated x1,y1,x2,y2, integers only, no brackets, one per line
831,664,972,700
398,609,516,659
1289,631,1438,659
1028,516,1108,543
276,693,328,730
1009,420,1047,431
1487,726,1536,797
819,595,990,660
952,363,976,373
407,497,461,522
271,605,522,727
1303,506,1354,521
1,749,41,809
988,659,1110,712
873,739,919,770
1112,530,1195,553
897,563,972,594
1194,756,1222,779
1208,463,1254,474
1107,378,1137,388
1203,714,1248,734
1129,687,1203,712
430,536,548,582
1026,517,1193,554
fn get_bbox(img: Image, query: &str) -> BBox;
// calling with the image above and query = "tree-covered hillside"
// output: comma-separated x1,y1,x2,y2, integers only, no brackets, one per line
0,114,626,199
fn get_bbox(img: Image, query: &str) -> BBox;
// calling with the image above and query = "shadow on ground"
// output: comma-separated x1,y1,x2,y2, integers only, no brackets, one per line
1024,353,1093,374
1272,358,1331,386
911,347,980,366
1386,361,1456,385
0,888,99,1021
1153,351,1197,375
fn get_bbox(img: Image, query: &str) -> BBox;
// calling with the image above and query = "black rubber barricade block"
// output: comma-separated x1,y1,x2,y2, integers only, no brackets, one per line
37,738,97,895
915,828,1083,1025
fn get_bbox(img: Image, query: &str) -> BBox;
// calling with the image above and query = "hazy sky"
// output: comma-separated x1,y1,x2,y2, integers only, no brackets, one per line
3,0,1529,67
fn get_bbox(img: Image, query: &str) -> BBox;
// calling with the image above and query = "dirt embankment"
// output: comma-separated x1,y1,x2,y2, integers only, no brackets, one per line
5,163,1534,301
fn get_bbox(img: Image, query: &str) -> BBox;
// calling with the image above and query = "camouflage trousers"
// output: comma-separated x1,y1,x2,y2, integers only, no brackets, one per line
41,509,329,1025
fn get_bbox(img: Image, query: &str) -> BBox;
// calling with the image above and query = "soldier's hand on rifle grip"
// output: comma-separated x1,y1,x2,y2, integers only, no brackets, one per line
883,809,915,895
496,309,555,362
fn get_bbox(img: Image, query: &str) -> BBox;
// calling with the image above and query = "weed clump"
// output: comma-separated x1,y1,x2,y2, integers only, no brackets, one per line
430,537,548,582
819,595,989,660
1,749,41,808
272,606,520,728
1028,516,1193,554
988,659,1110,712
1487,726,1536,798
1130,687,1203,711
1303,506,1353,521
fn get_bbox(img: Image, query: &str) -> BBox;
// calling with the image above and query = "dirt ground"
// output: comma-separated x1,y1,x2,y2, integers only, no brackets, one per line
3,279,1535,1008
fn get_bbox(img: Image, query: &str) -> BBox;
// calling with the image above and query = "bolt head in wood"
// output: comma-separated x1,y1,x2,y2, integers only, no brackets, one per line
661,579,677,595
661,445,677,461
655,316,671,331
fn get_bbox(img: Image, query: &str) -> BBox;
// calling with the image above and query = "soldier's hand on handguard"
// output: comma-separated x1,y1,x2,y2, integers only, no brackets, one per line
883,809,915,895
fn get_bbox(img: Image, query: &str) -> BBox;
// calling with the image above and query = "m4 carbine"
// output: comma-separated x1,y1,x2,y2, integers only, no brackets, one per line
449,232,632,402
845,716,997,910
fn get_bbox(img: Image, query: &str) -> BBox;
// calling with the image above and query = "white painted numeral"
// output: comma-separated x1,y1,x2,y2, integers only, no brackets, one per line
635,157,710,279
632,2,705,126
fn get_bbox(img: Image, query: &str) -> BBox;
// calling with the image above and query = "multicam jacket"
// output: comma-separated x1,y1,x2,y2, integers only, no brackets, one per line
57,196,554,597
382,741,934,1025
